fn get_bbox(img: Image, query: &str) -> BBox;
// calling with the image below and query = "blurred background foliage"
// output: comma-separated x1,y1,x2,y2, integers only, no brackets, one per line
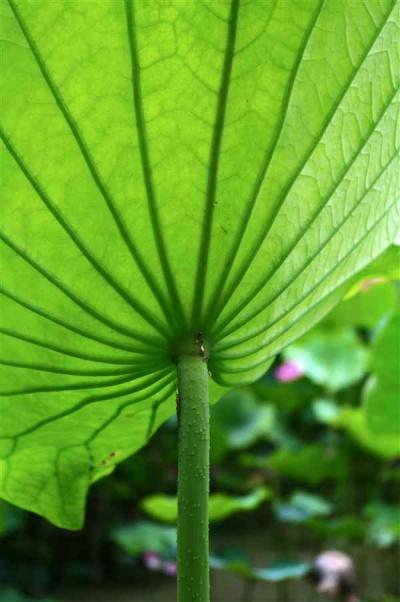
0,269,399,602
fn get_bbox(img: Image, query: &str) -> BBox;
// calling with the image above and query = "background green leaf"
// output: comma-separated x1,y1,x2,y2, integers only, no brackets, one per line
210,550,310,583
324,281,399,329
334,407,400,458
274,491,333,524
262,443,348,485
111,521,177,558
364,313,400,435
284,328,369,392
140,486,270,524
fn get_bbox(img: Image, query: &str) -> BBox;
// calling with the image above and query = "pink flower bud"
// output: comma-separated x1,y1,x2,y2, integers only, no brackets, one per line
163,561,177,576
275,360,304,382
143,551,163,571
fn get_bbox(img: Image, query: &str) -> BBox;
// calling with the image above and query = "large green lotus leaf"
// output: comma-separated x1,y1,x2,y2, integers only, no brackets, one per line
0,0,399,528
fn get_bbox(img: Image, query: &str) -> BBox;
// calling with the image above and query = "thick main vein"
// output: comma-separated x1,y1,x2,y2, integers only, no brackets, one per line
124,0,185,332
191,0,240,331
7,0,173,333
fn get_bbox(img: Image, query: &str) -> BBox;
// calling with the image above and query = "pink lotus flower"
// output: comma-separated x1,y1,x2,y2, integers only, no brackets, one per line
163,561,177,576
274,360,304,382
143,552,177,577
143,551,163,571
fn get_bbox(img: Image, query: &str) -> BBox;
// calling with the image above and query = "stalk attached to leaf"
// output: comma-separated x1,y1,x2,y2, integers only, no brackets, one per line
177,339,210,602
